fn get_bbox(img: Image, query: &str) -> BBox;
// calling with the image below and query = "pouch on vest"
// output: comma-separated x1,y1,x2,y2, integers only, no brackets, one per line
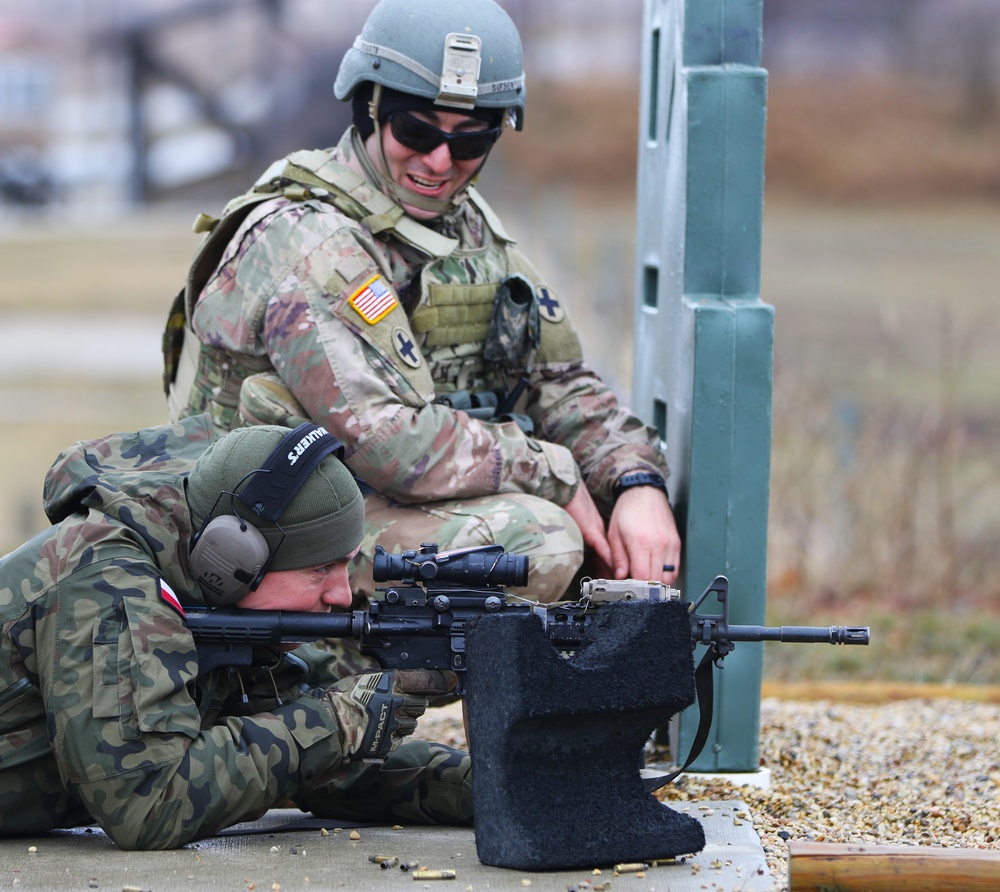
483,273,541,373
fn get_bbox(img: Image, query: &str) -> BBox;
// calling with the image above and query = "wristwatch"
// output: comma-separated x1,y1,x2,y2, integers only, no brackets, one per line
612,471,668,502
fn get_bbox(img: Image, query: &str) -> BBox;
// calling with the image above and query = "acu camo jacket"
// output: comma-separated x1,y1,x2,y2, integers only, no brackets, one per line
171,127,669,516
0,416,462,849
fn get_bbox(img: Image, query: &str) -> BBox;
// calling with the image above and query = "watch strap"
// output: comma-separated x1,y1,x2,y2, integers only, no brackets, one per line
612,471,667,501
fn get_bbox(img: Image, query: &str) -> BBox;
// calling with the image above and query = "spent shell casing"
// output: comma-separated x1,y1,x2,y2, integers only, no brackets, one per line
399,861,421,871
368,854,397,864
614,862,649,874
411,868,457,880
379,858,400,869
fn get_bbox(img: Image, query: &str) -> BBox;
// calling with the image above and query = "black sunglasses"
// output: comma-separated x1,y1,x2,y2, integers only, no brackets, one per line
387,111,502,161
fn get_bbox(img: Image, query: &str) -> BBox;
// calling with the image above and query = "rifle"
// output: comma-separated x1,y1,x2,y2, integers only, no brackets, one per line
186,542,869,690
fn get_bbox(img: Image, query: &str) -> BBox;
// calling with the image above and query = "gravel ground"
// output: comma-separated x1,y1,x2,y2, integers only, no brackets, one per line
418,696,1000,892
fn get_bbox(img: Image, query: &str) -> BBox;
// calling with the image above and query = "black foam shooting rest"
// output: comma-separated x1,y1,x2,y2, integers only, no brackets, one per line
465,600,706,871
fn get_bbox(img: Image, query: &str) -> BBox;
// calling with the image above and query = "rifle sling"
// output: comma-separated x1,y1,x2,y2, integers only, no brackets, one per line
643,646,717,792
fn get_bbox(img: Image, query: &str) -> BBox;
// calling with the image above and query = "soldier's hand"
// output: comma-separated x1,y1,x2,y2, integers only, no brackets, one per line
325,670,459,761
608,486,681,584
394,668,460,697
564,484,613,572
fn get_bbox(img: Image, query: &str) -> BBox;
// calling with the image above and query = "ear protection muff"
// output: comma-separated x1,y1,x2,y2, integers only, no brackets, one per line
189,513,272,607
189,423,344,607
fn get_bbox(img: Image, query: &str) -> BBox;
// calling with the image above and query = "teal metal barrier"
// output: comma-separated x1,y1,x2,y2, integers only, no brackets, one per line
632,0,773,772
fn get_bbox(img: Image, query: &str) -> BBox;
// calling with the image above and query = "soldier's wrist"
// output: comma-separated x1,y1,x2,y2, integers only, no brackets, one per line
612,471,668,503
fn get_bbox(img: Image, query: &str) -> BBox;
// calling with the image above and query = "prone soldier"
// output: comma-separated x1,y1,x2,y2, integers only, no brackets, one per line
0,417,470,849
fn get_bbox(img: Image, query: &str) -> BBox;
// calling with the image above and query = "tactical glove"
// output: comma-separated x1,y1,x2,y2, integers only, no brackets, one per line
326,669,458,761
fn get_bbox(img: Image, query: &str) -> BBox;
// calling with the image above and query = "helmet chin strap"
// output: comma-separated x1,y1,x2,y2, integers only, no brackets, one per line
364,83,490,218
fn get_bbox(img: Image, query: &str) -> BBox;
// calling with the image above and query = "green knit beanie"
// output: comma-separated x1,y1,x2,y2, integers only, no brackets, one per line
186,425,364,571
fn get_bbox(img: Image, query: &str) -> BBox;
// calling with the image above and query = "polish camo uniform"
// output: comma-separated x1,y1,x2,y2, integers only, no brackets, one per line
0,416,470,849
166,127,670,603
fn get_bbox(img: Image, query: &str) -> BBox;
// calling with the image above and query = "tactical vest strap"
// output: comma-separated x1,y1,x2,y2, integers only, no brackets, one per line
283,154,373,222
166,315,203,414
163,193,284,406
162,287,186,395
183,193,280,320
466,185,513,243
283,151,460,259
393,215,461,258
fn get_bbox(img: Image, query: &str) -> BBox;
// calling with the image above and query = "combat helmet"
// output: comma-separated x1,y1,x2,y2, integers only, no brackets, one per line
334,0,526,215
335,0,526,130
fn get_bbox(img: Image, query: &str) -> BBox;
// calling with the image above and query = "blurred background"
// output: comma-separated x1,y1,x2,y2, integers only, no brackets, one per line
0,0,998,683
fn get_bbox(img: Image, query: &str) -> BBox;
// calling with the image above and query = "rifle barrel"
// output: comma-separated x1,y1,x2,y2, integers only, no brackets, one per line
726,624,870,645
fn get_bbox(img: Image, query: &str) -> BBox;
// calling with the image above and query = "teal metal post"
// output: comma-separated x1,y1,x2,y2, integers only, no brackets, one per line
632,0,773,772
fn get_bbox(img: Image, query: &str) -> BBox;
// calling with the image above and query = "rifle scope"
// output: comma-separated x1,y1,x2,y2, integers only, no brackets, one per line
372,542,529,588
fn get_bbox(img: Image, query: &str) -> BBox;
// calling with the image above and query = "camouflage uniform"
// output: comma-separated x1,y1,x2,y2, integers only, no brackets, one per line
167,129,670,602
0,416,471,850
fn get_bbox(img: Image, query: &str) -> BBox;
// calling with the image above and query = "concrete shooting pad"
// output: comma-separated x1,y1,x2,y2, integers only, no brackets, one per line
0,801,771,891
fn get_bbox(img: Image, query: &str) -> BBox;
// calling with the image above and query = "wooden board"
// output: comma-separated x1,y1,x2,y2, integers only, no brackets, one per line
789,841,1000,891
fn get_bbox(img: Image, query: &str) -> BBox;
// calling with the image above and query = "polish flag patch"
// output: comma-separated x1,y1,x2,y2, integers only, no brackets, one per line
349,275,397,324
159,579,185,617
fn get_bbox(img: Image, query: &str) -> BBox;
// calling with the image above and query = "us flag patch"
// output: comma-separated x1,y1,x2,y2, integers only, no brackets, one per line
159,579,185,617
349,275,397,324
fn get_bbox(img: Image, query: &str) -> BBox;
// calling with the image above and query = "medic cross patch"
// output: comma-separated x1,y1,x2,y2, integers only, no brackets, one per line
393,327,421,368
349,275,398,324
537,286,565,323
